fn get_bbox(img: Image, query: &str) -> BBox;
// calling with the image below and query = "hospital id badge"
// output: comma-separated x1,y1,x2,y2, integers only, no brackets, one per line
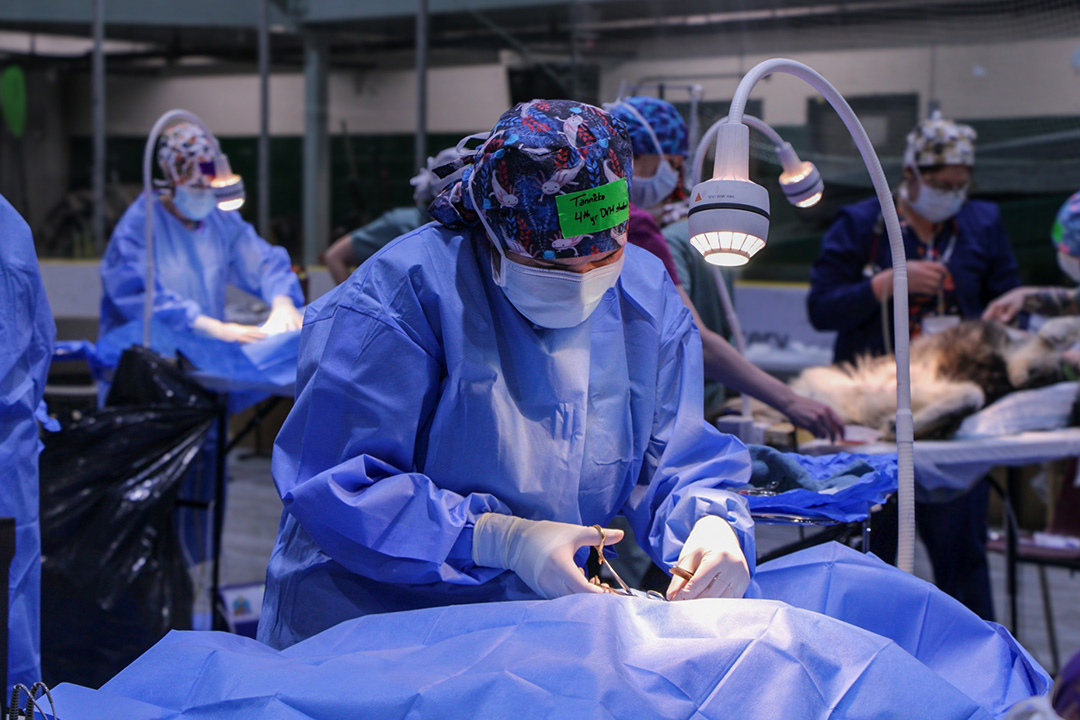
921,314,961,335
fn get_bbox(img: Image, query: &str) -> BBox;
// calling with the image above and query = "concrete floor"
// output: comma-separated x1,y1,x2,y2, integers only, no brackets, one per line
218,451,1080,675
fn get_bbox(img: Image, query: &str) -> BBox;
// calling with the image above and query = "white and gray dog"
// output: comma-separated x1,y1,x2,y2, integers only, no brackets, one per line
750,317,1080,439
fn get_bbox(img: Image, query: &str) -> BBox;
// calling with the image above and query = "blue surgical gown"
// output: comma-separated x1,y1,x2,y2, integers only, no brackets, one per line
99,193,304,340
0,194,55,691
258,225,755,649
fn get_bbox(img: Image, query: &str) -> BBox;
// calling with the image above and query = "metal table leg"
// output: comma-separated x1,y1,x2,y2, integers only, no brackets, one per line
211,397,229,631
1005,467,1021,637
0,517,14,713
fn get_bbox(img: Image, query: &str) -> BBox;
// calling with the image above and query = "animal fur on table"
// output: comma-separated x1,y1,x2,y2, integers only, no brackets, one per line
744,318,1080,440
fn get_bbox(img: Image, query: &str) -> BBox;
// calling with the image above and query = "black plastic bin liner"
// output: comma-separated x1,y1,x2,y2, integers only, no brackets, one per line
39,347,216,688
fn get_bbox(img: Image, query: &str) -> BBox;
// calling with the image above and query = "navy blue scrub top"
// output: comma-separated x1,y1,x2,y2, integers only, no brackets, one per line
807,196,1020,364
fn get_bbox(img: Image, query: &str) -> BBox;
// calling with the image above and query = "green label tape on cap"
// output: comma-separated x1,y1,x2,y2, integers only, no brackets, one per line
555,178,630,238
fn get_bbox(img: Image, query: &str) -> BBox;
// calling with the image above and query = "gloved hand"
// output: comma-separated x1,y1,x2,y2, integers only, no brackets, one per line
472,514,624,600
261,296,304,335
192,315,267,344
666,515,750,601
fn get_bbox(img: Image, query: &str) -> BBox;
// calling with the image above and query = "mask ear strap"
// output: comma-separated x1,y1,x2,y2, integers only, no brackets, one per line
467,165,511,287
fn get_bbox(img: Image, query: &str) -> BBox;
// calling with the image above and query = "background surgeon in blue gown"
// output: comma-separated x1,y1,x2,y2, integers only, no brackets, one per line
0,193,55,695
98,121,306,565
99,121,305,351
258,100,757,649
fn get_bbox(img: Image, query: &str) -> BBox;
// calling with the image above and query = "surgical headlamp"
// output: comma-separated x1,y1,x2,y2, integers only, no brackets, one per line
208,154,246,211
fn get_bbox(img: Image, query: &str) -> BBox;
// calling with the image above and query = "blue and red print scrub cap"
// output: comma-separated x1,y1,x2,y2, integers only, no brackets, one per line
429,99,635,261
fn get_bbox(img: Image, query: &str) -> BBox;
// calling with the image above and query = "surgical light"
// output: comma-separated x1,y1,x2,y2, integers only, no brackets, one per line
692,114,824,210
688,122,770,267
210,153,246,211
691,58,917,575
778,156,823,208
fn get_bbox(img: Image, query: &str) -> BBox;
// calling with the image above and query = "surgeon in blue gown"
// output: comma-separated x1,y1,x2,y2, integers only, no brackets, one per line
100,121,304,352
99,121,305,565
0,194,55,693
259,100,756,649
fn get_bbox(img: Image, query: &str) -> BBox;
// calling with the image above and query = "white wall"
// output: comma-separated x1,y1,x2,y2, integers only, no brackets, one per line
65,64,510,137
600,36,1080,125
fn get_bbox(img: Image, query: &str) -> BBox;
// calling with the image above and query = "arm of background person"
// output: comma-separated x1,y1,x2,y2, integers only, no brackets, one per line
324,233,359,285
678,286,845,440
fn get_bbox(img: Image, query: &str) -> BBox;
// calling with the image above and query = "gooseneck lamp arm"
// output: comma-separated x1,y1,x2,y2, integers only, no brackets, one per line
141,109,242,349
708,59,916,574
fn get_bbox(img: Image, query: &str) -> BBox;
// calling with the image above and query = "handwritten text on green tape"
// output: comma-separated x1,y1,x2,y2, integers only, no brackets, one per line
555,178,630,238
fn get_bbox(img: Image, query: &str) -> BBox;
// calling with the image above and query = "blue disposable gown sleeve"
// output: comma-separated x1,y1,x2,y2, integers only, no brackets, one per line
100,200,204,331
807,210,881,332
621,292,757,575
224,215,305,307
271,300,512,586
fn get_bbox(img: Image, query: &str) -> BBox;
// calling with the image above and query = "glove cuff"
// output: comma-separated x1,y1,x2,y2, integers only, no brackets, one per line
471,512,521,570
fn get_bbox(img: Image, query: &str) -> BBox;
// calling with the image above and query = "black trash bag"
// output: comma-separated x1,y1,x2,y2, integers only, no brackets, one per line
39,347,217,688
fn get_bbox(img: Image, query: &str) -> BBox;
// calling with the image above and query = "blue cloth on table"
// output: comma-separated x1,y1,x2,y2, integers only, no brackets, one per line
0,194,55,693
93,319,299,412
48,544,1047,719
738,446,897,523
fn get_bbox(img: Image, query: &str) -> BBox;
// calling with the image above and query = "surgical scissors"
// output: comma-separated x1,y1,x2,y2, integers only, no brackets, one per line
592,525,667,601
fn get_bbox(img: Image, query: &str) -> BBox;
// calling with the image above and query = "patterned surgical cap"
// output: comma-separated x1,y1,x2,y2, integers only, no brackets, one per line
429,99,634,260
903,111,976,169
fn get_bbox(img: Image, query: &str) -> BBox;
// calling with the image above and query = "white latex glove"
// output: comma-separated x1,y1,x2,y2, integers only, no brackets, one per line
472,514,624,600
666,515,750,601
261,296,304,335
192,315,267,344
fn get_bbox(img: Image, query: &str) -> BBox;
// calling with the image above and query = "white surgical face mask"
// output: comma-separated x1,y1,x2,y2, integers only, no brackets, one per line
494,253,624,328
468,168,623,328
1058,252,1080,283
902,168,968,223
172,185,216,221
632,159,679,210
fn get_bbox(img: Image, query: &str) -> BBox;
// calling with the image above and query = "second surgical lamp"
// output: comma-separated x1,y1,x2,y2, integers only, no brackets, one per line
687,59,916,574
140,109,246,348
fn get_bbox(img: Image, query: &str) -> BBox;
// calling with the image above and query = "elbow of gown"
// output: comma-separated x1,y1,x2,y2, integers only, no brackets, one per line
280,452,514,587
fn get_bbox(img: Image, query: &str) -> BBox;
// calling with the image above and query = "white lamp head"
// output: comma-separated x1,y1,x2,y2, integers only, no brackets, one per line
688,177,770,266
688,121,770,266
210,153,245,211
776,142,823,208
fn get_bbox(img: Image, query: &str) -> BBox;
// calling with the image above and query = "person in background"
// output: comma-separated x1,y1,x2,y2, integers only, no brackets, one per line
609,96,844,440
807,112,1021,619
0,193,55,696
323,147,462,284
98,121,306,566
100,122,305,347
258,100,755,649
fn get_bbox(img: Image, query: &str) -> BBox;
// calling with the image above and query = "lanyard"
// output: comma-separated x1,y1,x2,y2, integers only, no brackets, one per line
929,229,958,264
867,214,958,270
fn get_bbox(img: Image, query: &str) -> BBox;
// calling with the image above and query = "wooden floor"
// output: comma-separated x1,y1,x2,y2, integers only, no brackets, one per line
219,451,1080,675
